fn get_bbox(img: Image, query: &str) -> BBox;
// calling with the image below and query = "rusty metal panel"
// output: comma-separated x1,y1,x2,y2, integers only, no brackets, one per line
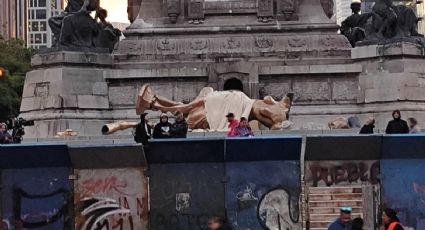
305,160,380,187
74,168,148,230
149,163,225,230
226,161,301,230
1,167,72,229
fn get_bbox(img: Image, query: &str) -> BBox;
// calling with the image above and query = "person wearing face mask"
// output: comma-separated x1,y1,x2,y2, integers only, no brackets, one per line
385,110,409,134
153,113,172,139
328,207,353,230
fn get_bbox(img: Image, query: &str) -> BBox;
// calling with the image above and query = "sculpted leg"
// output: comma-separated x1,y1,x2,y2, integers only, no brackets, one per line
136,84,206,115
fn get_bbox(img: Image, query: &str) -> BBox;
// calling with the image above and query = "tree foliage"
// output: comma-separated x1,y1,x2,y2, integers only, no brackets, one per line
0,36,32,121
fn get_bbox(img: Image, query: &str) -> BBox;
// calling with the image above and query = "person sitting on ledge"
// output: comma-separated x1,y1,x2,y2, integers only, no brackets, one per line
234,117,254,137
134,113,151,145
170,112,188,138
226,113,239,137
153,113,172,139
359,117,375,134
385,110,409,134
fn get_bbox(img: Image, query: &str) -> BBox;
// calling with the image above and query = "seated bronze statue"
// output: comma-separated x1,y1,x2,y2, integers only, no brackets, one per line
136,84,293,131
341,0,424,46
48,0,121,52
340,1,371,47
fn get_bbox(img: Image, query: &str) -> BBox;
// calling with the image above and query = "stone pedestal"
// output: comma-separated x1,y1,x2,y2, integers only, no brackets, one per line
20,52,116,138
352,42,425,129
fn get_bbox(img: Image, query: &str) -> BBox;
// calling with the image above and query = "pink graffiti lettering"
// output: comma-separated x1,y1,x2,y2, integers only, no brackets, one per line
81,176,129,197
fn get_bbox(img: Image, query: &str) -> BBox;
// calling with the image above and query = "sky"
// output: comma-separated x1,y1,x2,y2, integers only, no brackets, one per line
99,0,129,23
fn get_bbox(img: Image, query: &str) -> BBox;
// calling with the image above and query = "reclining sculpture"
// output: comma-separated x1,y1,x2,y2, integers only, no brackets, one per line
136,84,293,131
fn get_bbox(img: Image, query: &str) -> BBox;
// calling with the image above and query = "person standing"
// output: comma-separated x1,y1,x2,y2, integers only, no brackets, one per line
153,113,172,139
170,112,188,138
234,117,254,137
382,208,404,230
359,117,375,134
226,113,239,137
328,207,353,230
385,110,409,134
407,117,420,133
134,113,152,145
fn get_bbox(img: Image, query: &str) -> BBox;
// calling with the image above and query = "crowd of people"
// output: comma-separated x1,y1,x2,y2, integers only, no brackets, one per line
134,112,189,145
328,207,404,230
359,110,420,134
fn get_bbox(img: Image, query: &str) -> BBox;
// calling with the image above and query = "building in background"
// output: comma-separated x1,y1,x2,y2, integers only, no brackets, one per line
0,0,28,41
28,0,64,49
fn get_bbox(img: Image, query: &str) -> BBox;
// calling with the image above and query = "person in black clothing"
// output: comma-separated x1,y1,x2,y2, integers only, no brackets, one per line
170,112,188,138
352,217,364,230
382,208,404,230
134,113,152,145
385,110,409,134
359,117,375,134
153,113,172,139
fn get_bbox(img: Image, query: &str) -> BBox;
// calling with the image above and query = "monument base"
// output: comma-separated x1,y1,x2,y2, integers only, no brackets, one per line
20,51,119,138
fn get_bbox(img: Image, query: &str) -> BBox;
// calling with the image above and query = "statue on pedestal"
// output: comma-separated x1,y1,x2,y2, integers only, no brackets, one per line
340,0,371,47
136,84,293,131
48,0,122,52
341,0,424,47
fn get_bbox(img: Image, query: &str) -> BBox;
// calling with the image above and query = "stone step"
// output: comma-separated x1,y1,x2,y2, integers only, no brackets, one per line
309,206,363,214
308,187,363,194
309,221,332,229
310,213,363,222
309,200,363,208
308,193,363,201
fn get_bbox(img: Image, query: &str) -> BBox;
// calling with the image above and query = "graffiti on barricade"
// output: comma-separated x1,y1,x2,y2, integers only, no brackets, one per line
257,188,300,230
75,169,148,230
305,161,380,187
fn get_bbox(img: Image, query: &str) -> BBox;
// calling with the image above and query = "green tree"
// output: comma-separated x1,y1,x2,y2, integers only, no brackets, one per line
0,36,32,121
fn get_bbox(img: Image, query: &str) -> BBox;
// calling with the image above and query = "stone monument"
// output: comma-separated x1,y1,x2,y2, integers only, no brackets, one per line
19,0,425,137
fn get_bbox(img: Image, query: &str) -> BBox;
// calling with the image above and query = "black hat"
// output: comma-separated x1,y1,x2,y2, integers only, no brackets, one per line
226,113,235,118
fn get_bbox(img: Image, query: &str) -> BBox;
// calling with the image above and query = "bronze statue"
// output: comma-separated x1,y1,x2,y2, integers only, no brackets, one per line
341,0,424,46
368,0,422,39
48,0,121,52
136,84,293,131
340,1,371,47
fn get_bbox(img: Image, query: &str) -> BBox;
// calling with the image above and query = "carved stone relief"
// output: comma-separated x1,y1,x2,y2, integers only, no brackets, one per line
190,39,208,50
223,38,241,50
157,39,176,51
254,37,274,50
